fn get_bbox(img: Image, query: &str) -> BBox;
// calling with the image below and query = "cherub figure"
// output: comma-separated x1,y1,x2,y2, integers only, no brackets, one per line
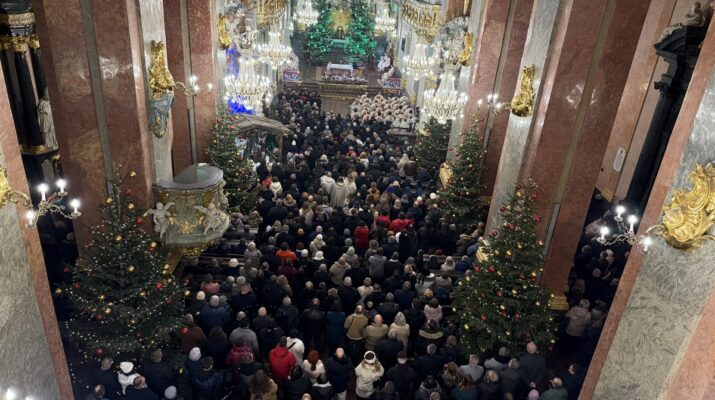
195,203,224,235
147,201,175,239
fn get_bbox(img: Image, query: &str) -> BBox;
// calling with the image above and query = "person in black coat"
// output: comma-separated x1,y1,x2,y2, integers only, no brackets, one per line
325,348,352,396
202,328,231,370
311,374,334,400
276,297,301,334
519,342,546,388
125,376,158,400
191,357,224,400
384,352,416,400
414,344,444,382
374,330,404,370
563,363,585,400
142,350,176,398
284,366,312,400
501,359,524,399
90,358,122,400
479,370,502,400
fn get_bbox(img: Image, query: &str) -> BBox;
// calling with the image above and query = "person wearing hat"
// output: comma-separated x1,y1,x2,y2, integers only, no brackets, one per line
117,361,140,394
177,314,206,354
354,351,384,399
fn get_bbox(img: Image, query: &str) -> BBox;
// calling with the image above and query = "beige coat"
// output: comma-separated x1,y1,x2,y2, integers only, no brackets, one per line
344,313,369,340
365,324,389,350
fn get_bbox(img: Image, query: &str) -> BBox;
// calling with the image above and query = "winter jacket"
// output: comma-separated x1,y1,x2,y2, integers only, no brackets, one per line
423,304,443,323
311,383,334,400
450,387,478,400
540,387,568,400
284,376,311,400
269,345,297,383
177,324,206,354
344,313,369,340
229,327,259,354
385,363,416,399
565,305,592,337
226,344,254,367
365,324,389,350
325,355,352,392
354,226,370,251
325,311,347,347
191,369,223,400
142,360,175,397
250,380,278,400
354,362,385,398
200,305,230,332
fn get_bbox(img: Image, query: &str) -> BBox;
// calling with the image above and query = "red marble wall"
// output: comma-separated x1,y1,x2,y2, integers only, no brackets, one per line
0,49,73,399
187,0,218,162
164,0,194,172
581,14,715,400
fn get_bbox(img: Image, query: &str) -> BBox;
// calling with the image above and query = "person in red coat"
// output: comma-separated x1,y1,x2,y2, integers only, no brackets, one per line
269,336,297,383
353,222,370,253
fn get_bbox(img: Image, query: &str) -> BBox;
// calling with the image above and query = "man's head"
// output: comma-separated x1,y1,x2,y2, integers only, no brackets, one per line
100,357,113,370
209,295,220,307
508,358,520,370
93,385,105,398
427,344,437,355
550,377,563,389
397,351,407,363
526,342,538,354
258,307,267,316
374,315,383,325
469,354,480,365
201,356,214,371
150,349,162,363
335,348,345,359
132,375,146,389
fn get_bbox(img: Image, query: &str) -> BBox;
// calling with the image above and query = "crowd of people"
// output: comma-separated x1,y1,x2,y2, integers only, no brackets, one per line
84,89,586,400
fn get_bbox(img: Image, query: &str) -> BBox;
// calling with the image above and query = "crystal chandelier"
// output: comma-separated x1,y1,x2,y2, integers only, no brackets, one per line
293,0,319,28
422,65,468,124
257,29,292,70
224,56,271,114
403,39,438,79
374,2,396,35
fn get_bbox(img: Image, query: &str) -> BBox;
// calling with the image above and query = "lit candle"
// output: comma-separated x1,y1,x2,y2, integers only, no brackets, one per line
599,226,609,242
642,236,653,252
70,198,81,215
37,183,49,201
627,215,638,232
207,83,213,93
615,205,626,219
189,75,197,85
25,210,36,228
56,178,67,195
5,388,17,400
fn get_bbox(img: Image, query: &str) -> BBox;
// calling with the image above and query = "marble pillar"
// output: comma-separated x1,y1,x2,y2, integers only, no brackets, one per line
164,0,195,172
517,0,649,292
486,0,561,233
584,15,715,400
138,0,174,182
0,60,71,400
187,0,218,162
457,0,532,195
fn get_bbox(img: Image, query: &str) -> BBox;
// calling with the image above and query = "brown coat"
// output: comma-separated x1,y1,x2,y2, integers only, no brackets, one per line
344,313,369,340
178,324,206,353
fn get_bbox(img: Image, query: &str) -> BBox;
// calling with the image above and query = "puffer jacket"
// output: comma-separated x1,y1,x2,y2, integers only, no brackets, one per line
565,305,592,337
269,345,296,383
354,361,384,398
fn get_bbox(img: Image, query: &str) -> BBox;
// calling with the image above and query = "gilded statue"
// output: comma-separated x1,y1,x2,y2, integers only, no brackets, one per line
647,163,715,250
218,14,232,50
459,32,473,66
149,40,175,99
510,65,536,117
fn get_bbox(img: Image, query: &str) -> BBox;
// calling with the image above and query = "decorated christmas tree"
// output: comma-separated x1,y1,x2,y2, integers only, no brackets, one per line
61,169,184,362
414,117,451,176
451,181,557,355
438,115,487,228
344,0,376,61
207,109,259,213
304,0,334,63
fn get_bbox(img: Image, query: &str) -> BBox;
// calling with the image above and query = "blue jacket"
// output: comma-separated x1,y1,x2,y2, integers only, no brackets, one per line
200,305,230,332
325,311,346,345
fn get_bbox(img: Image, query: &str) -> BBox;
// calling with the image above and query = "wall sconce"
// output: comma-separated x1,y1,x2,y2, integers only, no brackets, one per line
0,166,81,228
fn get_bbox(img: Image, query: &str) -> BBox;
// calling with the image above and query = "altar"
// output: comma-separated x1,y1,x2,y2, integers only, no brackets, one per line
326,63,354,75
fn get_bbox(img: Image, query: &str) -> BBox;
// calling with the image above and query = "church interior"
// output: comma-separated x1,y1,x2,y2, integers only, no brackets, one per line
0,0,714,399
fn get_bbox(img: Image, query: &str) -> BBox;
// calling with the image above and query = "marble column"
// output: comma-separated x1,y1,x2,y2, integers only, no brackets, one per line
583,15,715,400
0,58,71,400
457,0,533,195
486,0,561,233
164,0,195,172
33,0,155,244
187,0,218,162
516,0,650,292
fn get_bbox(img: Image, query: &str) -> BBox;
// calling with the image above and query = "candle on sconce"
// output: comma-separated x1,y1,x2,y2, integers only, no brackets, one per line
37,183,49,201
642,236,653,252
25,210,36,228
615,205,626,220
56,178,67,195
599,226,609,242
627,215,638,232
70,198,81,216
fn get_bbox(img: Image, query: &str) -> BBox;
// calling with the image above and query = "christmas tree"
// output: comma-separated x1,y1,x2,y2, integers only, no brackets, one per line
304,0,334,63
414,117,451,177
61,169,184,362
207,109,259,213
438,115,487,229
451,181,557,355
344,0,376,61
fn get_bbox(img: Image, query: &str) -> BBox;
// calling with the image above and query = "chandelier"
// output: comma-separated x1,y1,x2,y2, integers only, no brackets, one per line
293,0,319,28
403,39,438,79
224,56,271,114
374,3,396,35
257,0,288,27
422,65,468,124
0,167,81,229
257,29,292,70
596,205,649,249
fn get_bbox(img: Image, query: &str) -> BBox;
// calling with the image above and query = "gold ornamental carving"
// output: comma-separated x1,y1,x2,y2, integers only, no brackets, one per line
0,35,28,52
218,14,232,50
27,33,40,49
0,165,31,208
148,41,175,99
458,32,473,67
510,65,535,117
647,163,715,250
401,0,441,39
0,12,35,28
256,0,287,27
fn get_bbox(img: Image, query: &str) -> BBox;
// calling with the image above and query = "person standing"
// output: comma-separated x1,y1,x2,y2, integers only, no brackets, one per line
325,348,352,400
354,351,384,399
344,305,369,364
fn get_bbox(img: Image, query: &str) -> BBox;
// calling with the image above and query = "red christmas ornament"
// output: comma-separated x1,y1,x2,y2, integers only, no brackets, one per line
507,223,515,230
135,331,142,338
490,231,498,238
496,291,503,297
480,314,487,321
499,206,505,212
96,314,104,321
183,278,191,286
519,273,526,279
488,265,496,273
475,267,482,273
180,327,189,334
534,216,542,222
95,347,105,356
515,313,521,320
135,216,144,225
125,187,133,196
532,192,539,199
155,282,163,290
73,283,80,289
164,297,172,304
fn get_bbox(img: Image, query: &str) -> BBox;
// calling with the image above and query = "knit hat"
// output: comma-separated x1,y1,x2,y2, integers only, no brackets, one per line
363,351,377,364
314,251,325,261
164,386,177,399
119,361,134,374
189,347,201,361
228,258,239,268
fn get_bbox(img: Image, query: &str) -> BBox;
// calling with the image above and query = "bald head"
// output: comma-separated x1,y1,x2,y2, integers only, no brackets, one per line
336,348,345,358
526,342,538,354
551,377,563,388
374,315,384,325
258,307,267,316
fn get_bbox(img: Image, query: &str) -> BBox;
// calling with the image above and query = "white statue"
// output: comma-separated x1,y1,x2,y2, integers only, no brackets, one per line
195,203,224,235
660,2,709,41
37,90,58,150
147,202,175,239
381,66,395,84
378,53,391,71
218,181,229,209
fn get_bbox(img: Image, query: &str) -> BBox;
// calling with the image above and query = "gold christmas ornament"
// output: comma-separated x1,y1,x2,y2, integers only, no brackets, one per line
163,264,170,270
130,319,137,325
538,240,544,246
105,197,113,204
463,324,469,330
184,290,191,297
506,250,513,256
54,288,62,295
535,301,541,306
115,235,122,242
98,294,106,301
149,242,158,248
127,265,136,273
129,170,137,177
516,191,522,197
127,203,135,210
139,291,147,297
104,307,112,315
